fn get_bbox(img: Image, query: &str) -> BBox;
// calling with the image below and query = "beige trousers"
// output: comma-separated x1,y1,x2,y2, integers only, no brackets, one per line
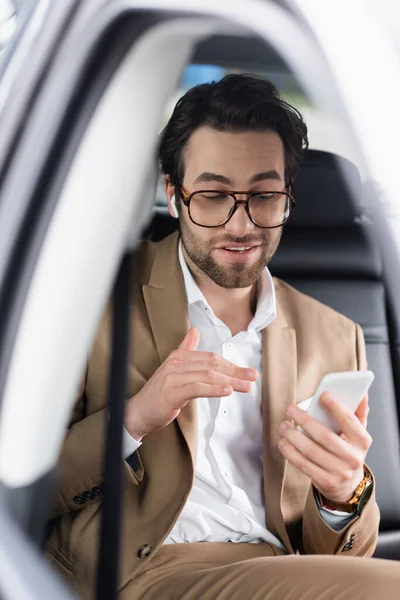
121,542,400,600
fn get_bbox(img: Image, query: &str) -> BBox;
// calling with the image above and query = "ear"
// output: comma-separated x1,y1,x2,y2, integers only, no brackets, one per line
170,194,178,218
164,176,179,219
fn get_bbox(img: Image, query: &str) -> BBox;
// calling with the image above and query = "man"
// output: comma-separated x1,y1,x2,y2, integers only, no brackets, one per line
46,75,400,598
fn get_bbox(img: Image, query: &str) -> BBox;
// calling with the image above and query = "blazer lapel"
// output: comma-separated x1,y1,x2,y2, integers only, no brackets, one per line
262,293,297,553
141,233,197,465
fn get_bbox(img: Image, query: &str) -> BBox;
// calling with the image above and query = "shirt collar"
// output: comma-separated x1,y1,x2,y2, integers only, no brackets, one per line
178,240,276,332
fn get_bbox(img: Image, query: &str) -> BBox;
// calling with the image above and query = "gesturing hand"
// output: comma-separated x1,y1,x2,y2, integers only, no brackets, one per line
124,327,258,442
278,393,372,505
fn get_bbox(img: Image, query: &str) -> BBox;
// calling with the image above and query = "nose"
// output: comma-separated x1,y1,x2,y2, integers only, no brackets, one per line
224,201,255,236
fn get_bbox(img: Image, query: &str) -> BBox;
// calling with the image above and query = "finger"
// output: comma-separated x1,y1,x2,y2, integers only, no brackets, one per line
277,436,329,484
170,370,252,393
279,421,347,474
320,393,372,450
175,382,233,404
178,327,200,352
171,351,258,382
286,404,364,469
168,357,256,383
354,395,369,428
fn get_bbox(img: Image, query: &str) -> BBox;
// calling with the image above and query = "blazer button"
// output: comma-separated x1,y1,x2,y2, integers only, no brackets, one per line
137,544,153,559
83,491,95,501
92,486,102,496
341,534,355,552
73,495,86,505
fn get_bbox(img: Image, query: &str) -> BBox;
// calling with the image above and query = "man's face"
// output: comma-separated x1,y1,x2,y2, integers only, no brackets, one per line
168,127,286,289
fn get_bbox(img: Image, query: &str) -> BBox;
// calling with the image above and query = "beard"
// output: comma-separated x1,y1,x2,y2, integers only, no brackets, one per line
180,220,282,289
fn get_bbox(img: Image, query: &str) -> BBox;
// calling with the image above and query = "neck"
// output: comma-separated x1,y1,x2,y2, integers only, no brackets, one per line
182,246,258,335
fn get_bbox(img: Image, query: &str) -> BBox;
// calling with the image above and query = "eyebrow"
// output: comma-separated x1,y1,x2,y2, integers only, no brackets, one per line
193,170,282,185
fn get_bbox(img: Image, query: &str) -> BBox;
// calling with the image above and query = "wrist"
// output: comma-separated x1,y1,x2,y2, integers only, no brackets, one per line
315,466,373,514
317,493,355,513
125,427,145,444
124,398,147,442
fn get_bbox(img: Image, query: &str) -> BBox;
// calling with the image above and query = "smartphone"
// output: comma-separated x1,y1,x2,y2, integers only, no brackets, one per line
298,370,375,435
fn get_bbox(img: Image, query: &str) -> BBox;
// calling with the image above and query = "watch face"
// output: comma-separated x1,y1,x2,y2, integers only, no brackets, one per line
357,480,374,513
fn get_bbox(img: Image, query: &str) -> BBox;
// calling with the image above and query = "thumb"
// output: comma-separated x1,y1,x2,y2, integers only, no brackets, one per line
179,327,200,352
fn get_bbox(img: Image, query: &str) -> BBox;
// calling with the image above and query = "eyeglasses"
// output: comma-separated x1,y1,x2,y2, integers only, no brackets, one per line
178,188,295,229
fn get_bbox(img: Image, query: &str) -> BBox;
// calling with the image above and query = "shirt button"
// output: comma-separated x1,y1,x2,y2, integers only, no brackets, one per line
227,343,232,348
222,408,228,416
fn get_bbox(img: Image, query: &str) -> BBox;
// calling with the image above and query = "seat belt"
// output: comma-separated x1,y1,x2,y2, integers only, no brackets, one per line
96,253,132,600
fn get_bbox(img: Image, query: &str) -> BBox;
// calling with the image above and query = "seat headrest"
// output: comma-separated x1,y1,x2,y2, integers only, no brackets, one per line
290,150,363,228
269,150,382,280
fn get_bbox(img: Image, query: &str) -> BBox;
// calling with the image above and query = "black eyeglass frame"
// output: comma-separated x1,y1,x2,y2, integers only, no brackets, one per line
177,186,296,229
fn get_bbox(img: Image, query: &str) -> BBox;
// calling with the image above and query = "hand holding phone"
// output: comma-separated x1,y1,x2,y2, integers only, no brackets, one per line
299,370,374,435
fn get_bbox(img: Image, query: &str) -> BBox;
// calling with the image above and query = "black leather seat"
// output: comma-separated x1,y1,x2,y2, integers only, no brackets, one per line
145,150,400,559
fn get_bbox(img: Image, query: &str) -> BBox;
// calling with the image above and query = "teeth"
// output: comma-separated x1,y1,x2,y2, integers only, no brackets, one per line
224,247,251,252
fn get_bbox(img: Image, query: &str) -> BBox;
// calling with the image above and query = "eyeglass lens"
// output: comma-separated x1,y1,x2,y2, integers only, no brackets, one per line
189,192,291,227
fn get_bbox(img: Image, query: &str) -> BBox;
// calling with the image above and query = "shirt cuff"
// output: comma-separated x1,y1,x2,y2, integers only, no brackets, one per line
315,489,356,532
122,426,142,459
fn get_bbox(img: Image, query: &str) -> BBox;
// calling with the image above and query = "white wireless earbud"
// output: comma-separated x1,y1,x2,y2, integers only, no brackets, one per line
170,194,178,218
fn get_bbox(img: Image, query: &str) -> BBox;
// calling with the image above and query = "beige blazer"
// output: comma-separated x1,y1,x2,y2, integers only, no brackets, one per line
46,232,380,598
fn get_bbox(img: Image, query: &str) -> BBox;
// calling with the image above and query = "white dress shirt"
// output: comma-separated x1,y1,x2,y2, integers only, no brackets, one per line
162,242,285,548
123,242,354,549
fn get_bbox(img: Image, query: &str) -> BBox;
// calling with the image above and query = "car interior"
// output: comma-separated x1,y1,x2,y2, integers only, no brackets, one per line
1,7,400,599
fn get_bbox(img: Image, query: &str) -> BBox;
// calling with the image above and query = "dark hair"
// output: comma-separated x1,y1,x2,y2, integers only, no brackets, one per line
159,74,309,189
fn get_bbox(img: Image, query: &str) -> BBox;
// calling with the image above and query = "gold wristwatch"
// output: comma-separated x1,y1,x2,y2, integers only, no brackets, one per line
317,467,373,513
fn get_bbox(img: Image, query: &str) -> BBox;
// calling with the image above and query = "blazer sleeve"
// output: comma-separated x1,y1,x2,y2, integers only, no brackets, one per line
51,371,145,519
301,323,380,556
